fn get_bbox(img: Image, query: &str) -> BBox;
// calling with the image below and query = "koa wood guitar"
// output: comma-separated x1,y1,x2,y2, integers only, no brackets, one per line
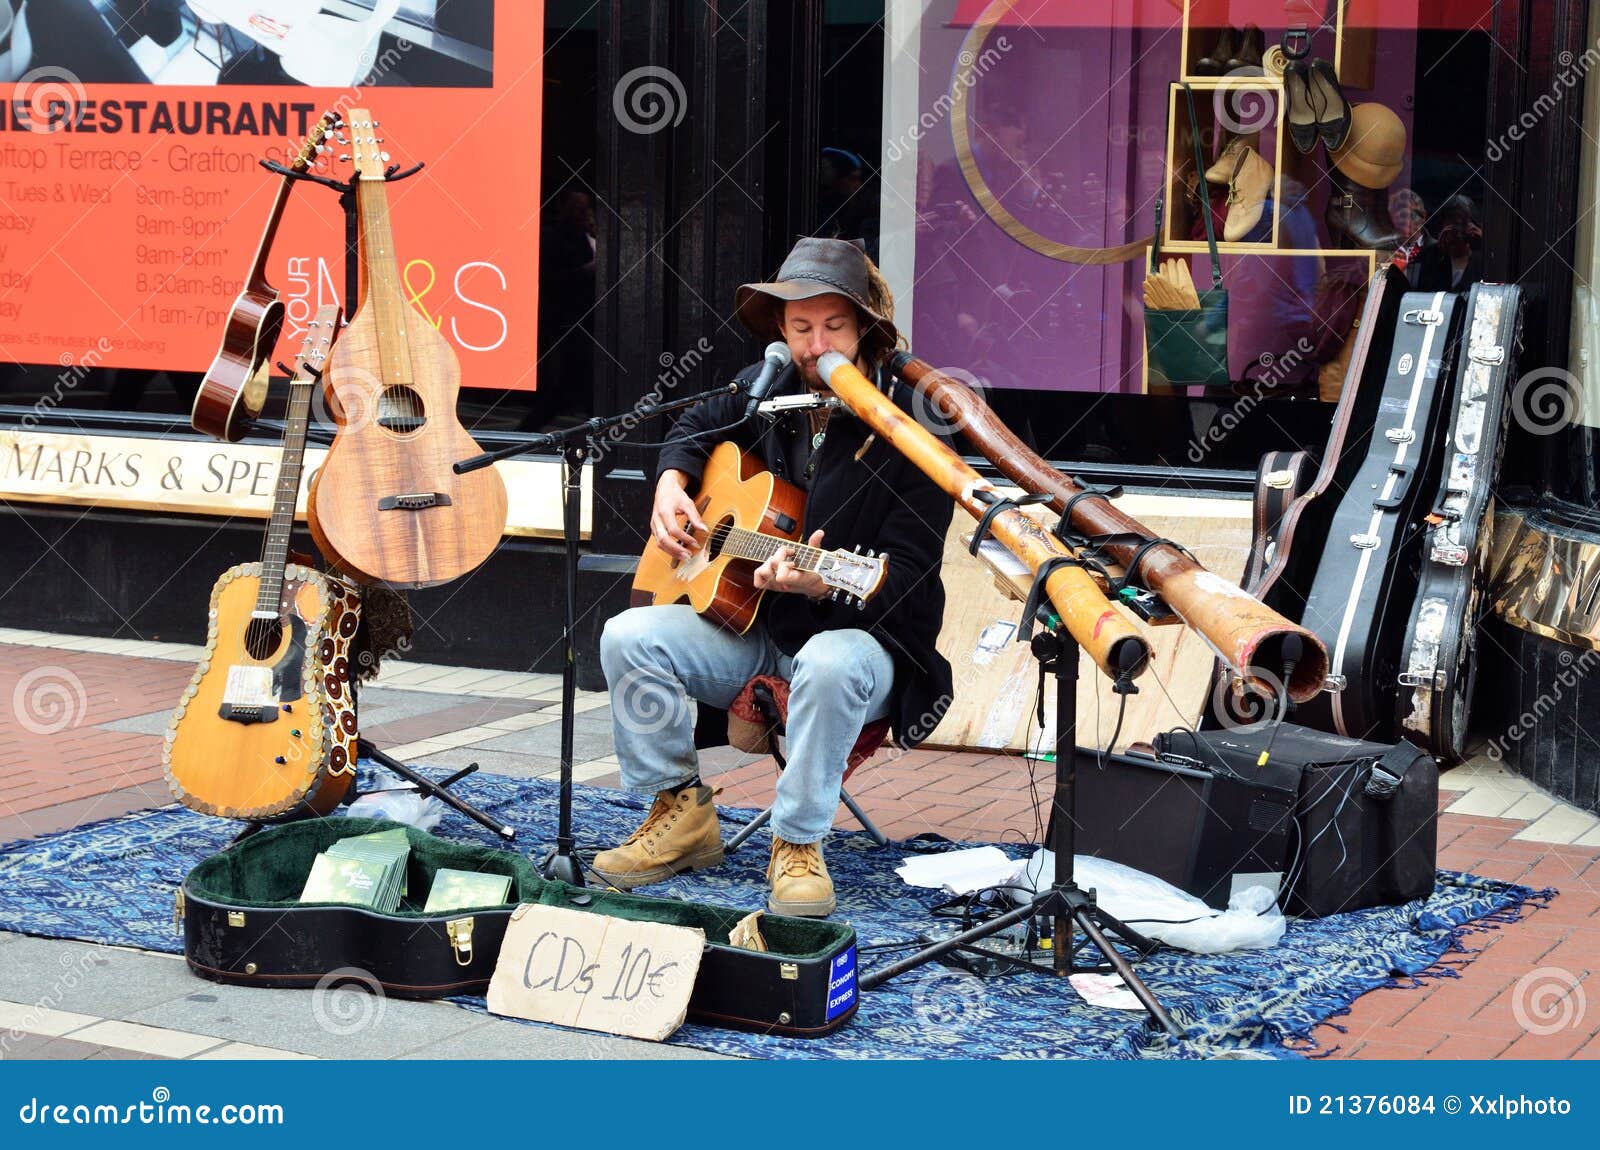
191,110,339,443
631,441,888,634
306,108,508,588
166,307,362,821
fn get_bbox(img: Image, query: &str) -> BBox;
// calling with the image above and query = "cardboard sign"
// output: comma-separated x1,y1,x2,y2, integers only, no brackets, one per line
486,905,704,1042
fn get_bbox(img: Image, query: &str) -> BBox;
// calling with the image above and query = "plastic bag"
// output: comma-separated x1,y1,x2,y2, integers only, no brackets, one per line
1010,850,1285,954
344,789,446,832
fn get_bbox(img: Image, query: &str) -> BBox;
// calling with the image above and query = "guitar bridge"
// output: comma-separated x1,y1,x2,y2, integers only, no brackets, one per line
379,492,453,511
218,665,279,725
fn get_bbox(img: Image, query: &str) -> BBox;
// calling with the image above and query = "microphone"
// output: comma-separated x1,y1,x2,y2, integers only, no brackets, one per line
742,342,793,421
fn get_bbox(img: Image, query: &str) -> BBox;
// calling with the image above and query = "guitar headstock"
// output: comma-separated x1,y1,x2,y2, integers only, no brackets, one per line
291,305,341,380
817,546,888,609
291,110,340,171
338,108,390,181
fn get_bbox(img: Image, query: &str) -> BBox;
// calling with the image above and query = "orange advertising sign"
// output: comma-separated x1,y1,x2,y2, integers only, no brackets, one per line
0,1,543,390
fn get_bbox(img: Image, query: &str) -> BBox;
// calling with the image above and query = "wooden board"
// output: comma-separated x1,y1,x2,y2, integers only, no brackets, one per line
924,491,1253,754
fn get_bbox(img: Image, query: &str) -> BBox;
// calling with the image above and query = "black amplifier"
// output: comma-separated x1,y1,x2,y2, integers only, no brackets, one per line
1063,737,1301,910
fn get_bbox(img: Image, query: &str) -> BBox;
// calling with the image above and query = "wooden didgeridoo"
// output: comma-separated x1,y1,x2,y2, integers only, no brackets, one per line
889,353,1330,703
817,352,1151,683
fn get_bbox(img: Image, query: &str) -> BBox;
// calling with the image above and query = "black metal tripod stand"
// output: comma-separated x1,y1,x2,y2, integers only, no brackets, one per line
453,383,740,884
860,625,1183,1038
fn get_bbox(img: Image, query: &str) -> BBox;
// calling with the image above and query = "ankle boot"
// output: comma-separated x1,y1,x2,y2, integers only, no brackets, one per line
768,837,836,917
1205,134,1254,185
1325,170,1398,249
1195,26,1238,75
590,783,724,889
1228,24,1264,70
1223,147,1274,242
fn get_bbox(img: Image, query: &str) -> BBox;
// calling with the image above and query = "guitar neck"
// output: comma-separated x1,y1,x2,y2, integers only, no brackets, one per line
254,377,315,614
717,525,827,571
243,176,295,289
355,178,414,385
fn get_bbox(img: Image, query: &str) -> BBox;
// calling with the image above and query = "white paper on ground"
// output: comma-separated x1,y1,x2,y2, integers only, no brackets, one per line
1068,973,1146,1011
1010,849,1286,954
895,846,1019,895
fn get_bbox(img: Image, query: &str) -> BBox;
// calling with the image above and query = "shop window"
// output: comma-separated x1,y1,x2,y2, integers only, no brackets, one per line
0,1,588,437
875,1,1492,472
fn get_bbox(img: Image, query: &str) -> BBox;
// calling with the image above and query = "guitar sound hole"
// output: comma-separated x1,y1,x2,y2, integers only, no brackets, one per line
244,617,284,661
377,386,427,434
706,517,733,561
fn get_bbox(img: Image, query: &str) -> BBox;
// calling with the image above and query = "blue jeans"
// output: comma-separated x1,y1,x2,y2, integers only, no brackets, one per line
599,604,895,844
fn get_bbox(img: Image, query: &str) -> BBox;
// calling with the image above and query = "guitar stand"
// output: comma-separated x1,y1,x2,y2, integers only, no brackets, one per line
858,624,1184,1039
358,739,516,841
258,156,424,308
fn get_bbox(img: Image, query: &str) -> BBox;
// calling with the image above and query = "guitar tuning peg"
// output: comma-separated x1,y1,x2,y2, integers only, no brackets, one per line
338,154,350,163
380,151,391,163
831,590,839,602
865,549,875,558
856,597,866,610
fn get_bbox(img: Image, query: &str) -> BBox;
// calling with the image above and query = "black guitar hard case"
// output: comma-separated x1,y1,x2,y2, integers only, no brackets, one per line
1241,449,1318,592
180,818,860,1036
1395,283,1525,762
1294,290,1465,742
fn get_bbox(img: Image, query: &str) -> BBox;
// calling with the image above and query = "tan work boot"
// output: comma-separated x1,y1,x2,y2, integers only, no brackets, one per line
767,837,836,918
589,784,723,889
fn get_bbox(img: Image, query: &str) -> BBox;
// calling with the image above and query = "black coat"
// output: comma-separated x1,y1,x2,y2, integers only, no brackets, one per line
655,359,956,749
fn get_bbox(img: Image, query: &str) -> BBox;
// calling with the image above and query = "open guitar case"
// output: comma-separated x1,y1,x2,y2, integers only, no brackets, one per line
179,817,860,1037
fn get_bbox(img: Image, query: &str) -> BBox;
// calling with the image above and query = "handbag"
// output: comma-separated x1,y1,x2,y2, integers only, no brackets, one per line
1145,83,1230,390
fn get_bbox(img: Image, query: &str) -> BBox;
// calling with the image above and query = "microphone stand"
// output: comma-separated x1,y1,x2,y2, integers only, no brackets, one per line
454,382,741,884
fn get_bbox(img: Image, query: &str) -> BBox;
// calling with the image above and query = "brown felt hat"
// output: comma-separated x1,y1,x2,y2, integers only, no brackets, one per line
735,236,898,350
1331,103,1407,190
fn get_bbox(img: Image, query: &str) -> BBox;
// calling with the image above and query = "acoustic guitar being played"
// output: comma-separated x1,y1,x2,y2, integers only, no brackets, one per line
307,108,508,588
165,306,362,821
631,441,888,633
191,110,340,443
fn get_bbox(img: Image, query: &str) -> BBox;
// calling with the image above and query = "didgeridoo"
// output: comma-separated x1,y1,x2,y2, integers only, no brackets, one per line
817,351,1151,683
888,353,1330,703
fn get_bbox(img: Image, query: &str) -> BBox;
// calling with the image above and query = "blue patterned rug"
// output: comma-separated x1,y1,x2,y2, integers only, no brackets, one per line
0,765,1549,1059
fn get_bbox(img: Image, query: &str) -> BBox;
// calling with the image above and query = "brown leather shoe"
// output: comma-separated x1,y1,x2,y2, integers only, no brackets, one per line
767,837,836,918
589,784,724,889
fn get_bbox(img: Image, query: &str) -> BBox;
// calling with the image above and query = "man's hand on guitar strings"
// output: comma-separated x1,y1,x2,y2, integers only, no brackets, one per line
651,472,708,560
754,530,829,600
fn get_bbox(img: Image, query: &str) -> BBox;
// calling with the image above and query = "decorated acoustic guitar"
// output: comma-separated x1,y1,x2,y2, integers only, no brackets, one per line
631,441,888,634
191,110,340,443
165,307,362,821
306,108,508,588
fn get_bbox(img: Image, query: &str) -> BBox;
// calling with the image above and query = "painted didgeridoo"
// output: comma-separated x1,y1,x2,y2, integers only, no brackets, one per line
888,352,1329,703
816,351,1151,684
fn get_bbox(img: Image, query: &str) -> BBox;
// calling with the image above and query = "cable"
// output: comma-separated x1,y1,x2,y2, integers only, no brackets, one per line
609,413,755,450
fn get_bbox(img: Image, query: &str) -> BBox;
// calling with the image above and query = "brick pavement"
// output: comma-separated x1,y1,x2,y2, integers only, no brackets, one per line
1,637,1595,1060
